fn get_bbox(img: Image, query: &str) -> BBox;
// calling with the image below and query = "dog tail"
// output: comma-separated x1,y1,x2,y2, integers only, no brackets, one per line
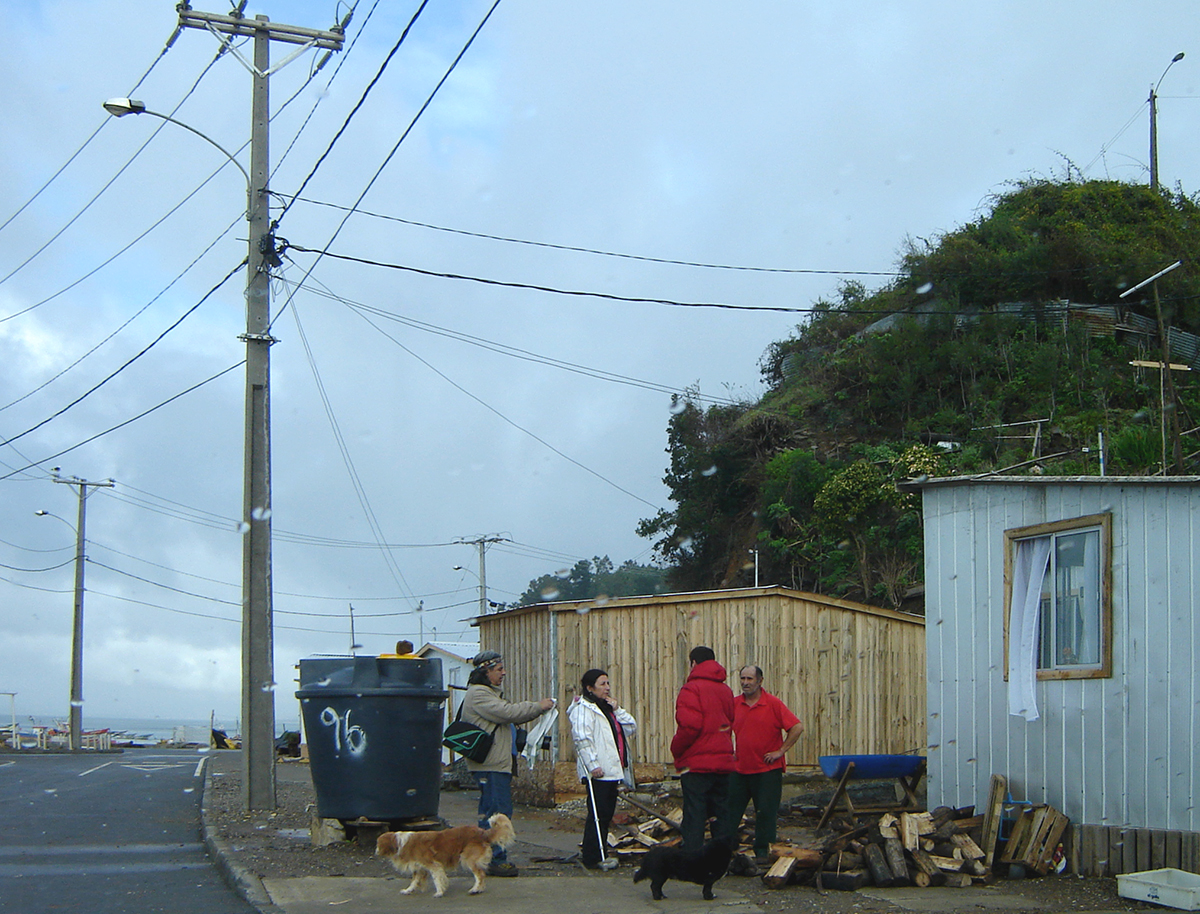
485,813,515,848
376,831,400,857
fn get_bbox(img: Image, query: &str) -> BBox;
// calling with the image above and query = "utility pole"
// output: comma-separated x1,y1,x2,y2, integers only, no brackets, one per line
1149,52,1185,192
52,475,113,751
177,5,343,811
458,536,508,615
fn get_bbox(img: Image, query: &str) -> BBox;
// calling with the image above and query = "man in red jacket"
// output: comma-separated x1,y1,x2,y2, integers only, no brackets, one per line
670,645,736,851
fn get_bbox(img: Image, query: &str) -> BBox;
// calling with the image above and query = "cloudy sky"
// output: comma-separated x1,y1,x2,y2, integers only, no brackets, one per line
2,1,1196,727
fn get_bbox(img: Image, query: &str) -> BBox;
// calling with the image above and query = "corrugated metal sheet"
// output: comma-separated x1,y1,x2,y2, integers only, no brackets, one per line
475,588,926,769
919,478,1200,838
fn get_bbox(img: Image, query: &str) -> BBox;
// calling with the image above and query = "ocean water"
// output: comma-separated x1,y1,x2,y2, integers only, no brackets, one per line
17,715,300,742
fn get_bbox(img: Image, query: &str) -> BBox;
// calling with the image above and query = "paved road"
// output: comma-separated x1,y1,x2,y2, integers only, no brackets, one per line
0,749,257,914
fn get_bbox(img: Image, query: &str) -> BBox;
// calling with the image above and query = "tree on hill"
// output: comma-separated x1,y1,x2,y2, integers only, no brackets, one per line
516,556,667,606
639,178,1200,609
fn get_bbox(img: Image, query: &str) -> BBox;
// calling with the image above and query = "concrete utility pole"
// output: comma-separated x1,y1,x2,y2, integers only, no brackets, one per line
458,536,508,615
1149,52,1185,192
51,475,113,751
176,5,343,811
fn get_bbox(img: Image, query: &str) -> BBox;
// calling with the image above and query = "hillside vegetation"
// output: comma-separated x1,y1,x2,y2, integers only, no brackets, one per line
637,179,1200,609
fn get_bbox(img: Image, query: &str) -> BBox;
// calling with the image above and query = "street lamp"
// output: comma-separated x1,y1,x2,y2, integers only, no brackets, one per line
104,93,278,807
453,565,488,617
1149,52,1185,191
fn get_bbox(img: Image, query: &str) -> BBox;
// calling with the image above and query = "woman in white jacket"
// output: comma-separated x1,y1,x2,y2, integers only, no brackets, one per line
567,668,637,869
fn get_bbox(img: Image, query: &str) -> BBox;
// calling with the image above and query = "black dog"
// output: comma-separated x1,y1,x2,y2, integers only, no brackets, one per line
633,839,733,900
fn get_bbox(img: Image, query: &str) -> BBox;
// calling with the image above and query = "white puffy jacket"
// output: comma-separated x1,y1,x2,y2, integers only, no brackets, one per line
568,695,637,782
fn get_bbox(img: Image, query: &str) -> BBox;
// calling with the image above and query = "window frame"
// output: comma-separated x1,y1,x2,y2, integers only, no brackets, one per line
1003,512,1113,681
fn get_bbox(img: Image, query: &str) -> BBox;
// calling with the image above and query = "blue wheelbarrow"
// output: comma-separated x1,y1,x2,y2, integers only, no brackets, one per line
816,754,927,829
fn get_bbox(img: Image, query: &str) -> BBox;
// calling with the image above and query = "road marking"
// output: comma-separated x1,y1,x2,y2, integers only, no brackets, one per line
121,763,192,772
0,761,14,769
0,843,205,857
79,760,117,777
193,756,209,778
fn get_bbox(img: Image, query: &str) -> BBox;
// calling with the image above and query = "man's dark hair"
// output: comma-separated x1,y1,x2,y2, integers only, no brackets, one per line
689,645,716,664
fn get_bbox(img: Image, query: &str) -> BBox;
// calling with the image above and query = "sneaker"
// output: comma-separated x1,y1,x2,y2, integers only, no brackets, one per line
487,862,519,877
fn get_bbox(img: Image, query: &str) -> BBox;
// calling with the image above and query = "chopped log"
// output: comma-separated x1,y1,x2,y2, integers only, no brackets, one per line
879,813,899,829
863,843,894,887
770,846,822,868
955,814,985,830
920,838,936,852
909,848,941,877
910,868,931,888
899,813,920,850
822,869,870,891
930,806,957,827
951,834,986,859
943,872,973,888
884,837,911,885
930,855,965,872
933,842,963,858
931,820,963,840
762,856,799,889
962,859,989,877
878,823,899,840
954,806,976,818
823,852,864,871
619,794,682,833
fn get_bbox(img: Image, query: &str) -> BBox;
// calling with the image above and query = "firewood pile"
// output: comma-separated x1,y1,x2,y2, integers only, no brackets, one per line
763,807,994,890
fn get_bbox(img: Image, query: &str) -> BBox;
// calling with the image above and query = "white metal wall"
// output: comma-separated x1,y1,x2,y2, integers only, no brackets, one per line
921,477,1200,833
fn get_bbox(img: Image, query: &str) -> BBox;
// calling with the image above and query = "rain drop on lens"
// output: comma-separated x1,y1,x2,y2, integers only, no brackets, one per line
237,522,251,534
70,700,84,708
261,681,277,692
251,507,272,521
541,587,560,601
917,282,934,295
669,399,687,415
575,605,591,615
701,465,718,477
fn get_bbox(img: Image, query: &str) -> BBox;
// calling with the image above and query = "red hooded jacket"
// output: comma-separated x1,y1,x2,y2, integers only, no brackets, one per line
669,659,736,774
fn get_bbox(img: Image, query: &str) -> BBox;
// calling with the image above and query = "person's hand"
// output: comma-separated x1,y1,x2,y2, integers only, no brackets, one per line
764,749,785,763
538,698,555,711
590,766,604,778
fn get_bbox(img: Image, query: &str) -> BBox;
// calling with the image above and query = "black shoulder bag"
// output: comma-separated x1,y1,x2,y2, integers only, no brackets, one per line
443,702,497,763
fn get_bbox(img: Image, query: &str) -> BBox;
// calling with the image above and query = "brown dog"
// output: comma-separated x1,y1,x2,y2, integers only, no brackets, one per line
376,814,515,897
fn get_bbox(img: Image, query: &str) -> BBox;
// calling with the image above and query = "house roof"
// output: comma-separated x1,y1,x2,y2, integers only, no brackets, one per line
416,642,477,663
898,474,1200,492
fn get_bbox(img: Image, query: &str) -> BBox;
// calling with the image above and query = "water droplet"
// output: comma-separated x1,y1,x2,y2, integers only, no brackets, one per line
261,681,277,692
701,465,718,477
251,506,272,521
916,282,934,295
45,789,58,795
669,399,687,415
317,677,332,687
676,536,694,549
183,788,195,794
237,522,251,535
575,605,591,615
594,594,610,606
541,587,560,601
406,788,417,796
70,700,84,708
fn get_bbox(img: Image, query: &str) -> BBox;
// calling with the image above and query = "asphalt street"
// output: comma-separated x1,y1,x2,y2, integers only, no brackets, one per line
0,749,257,914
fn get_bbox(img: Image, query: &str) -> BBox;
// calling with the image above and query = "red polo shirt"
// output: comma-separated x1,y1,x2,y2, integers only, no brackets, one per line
732,689,801,775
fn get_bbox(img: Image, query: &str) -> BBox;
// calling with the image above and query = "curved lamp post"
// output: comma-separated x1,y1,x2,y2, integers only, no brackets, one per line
104,92,277,806
1150,52,1185,191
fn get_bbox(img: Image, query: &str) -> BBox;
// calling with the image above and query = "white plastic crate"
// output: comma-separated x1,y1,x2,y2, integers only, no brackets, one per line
1117,868,1200,911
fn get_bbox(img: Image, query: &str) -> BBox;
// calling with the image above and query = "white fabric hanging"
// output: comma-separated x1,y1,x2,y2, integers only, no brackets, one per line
1009,536,1051,721
519,707,558,769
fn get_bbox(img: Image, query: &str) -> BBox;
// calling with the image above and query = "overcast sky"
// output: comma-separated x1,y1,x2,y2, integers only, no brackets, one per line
2,1,1196,727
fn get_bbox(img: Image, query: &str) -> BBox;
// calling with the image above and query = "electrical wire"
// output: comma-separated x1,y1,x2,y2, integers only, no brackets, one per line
271,0,432,231
0,360,244,482
0,260,244,452
0,23,181,235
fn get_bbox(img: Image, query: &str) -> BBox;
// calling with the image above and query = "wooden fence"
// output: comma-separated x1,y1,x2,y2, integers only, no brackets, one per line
475,587,926,769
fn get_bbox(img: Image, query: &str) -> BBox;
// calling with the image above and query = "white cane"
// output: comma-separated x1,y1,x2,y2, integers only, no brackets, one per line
585,776,618,870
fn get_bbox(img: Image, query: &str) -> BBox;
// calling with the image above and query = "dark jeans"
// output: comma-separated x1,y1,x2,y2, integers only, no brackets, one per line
727,768,784,855
581,778,619,866
679,771,732,852
473,770,513,863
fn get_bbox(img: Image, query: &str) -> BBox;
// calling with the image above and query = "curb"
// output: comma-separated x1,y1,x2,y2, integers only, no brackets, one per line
200,757,284,913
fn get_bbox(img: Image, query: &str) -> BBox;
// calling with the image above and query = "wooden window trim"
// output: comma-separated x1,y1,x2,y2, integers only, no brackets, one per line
1002,512,1113,681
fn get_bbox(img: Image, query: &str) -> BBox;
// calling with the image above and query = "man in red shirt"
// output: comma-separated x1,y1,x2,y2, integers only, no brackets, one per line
727,665,803,863
670,646,737,851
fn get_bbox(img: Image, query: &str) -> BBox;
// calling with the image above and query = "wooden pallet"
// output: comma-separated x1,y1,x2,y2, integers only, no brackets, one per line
999,804,1069,874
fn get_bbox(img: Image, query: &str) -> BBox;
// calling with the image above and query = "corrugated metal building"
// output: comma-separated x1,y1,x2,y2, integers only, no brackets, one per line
473,587,926,771
904,475,1200,874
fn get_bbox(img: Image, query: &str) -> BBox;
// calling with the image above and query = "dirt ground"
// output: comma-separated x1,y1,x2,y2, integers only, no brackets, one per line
202,755,1160,914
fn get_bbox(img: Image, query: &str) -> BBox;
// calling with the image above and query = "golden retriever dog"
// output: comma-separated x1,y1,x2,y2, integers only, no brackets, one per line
375,814,515,898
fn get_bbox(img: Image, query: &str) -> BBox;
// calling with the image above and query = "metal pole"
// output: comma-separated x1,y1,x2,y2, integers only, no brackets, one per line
69,485,87,751
1150,83,1160,191
241,14,276,811
478,540,488,616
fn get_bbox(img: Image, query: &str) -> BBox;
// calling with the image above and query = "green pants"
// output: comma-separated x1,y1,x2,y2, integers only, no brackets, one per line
726,768,783,856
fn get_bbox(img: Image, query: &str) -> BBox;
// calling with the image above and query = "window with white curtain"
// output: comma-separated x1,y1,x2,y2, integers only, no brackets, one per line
1004,513,1112,681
